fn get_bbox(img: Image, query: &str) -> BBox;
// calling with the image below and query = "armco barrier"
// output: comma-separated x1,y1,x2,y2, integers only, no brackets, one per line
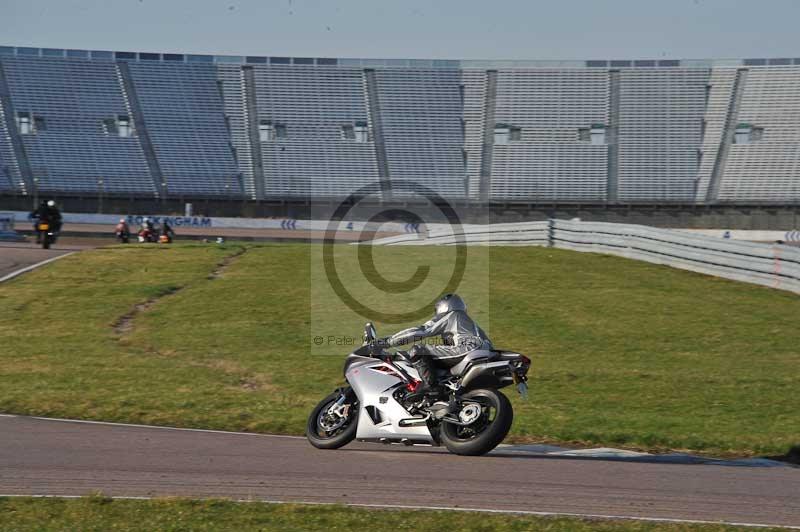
370,219,800,296
551,219,800,295
370,221,550,246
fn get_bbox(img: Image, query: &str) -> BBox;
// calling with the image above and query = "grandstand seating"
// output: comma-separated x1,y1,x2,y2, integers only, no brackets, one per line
721,67,800,202
0,46,799,204
0,56,155,195
373,68,465,198
0,107,13,190
126,61,241,196
694,68,737,202
215,64,253,197
490,69,610,201
460,69,488,200
242,64,379,198
616,68,710,202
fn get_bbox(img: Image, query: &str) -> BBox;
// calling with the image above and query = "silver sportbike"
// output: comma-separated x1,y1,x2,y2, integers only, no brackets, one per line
307,323,531,456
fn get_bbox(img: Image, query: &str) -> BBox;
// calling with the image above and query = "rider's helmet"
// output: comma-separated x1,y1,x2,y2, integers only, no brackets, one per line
119,218,126,223
47,200,56,208
434,293,466,316
143,217,150,223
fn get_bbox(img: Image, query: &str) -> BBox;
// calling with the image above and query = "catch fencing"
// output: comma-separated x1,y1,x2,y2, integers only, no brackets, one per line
370,219,800,296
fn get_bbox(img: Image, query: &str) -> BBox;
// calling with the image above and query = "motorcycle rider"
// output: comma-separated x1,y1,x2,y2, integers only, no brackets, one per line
139,217,155,242
30,200,62,243
115,218,130,243
30,201,46,242
160,219,174,243
385,294,492,395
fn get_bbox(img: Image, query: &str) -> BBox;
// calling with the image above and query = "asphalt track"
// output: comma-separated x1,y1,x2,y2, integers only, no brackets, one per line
0,240,96,279
1,416,798,528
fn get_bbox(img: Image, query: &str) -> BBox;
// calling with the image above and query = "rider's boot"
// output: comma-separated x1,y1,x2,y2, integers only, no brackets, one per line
405,356,440,401
412,357,464,415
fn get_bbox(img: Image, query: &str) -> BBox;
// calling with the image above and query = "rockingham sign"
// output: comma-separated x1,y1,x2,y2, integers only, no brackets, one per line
125,215,212,228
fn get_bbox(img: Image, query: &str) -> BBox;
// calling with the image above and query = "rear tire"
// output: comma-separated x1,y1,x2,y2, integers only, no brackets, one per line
441,388,513,456
306,388,358,450
42,235,50,249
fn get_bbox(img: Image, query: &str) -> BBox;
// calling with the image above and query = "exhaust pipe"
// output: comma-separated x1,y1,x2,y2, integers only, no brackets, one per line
398,413,430,427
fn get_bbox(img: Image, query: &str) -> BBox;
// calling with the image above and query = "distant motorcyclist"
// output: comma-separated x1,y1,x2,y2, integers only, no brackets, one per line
138,217,156,243
30,201,46,242
31,200,62,243
115,218,130,243
45,200,62,232
160,219,174,243
385,294,492,395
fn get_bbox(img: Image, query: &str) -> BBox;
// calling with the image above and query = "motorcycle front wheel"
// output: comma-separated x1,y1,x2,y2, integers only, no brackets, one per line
306,388,359,450
440,388,513,456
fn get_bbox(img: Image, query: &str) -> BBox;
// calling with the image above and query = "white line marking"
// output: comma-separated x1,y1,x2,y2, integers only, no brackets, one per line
0,252,75,283
1,415,305,439
0,494,794,529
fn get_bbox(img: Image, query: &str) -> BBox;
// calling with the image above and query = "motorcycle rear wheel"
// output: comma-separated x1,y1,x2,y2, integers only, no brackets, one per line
440,388,513,456
306,388,358,450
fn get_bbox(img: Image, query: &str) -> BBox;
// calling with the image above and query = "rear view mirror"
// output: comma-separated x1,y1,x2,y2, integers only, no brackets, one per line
363,322,377,344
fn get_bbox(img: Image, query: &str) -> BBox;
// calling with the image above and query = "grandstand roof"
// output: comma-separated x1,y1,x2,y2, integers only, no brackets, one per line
2,45,799,69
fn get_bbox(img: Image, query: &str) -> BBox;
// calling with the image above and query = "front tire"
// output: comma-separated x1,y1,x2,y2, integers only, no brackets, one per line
441,388,513,456
306,388,358,450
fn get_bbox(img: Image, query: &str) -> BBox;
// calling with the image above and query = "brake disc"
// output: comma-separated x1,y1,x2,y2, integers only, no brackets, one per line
458,403,482,425
318,405,347,431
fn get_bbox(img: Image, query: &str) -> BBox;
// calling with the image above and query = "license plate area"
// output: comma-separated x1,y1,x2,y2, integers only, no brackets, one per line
516,381,529,399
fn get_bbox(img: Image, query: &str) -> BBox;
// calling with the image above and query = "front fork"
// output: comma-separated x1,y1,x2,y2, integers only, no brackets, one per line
326,387,354,419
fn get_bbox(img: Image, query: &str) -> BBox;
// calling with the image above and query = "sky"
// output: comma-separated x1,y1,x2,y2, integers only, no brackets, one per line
2,0,800,61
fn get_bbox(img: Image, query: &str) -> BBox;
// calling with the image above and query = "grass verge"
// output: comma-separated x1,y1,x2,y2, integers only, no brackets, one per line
0,243,798,456
0,496,776,532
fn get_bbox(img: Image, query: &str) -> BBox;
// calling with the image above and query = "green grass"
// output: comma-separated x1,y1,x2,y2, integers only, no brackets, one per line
0,496,775,531
0,243,798,456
